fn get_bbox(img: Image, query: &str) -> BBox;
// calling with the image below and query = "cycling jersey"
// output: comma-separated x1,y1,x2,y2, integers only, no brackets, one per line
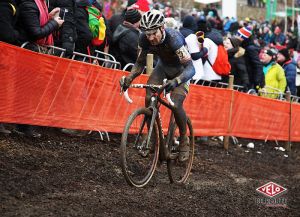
130,28,195,84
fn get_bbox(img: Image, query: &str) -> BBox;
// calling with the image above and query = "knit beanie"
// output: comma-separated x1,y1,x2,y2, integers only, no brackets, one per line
124,9,141,24
264,48,278,60
278,48,290,61
237,26,252,40
182,15,197,32
197,19,211,33
229,36,241,48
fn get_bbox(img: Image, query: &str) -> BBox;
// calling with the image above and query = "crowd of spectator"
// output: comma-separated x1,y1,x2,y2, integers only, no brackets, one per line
247,0,266,8
0,0,299,136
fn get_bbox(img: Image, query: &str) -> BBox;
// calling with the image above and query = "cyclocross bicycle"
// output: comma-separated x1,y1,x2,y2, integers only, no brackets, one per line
120,77,195,187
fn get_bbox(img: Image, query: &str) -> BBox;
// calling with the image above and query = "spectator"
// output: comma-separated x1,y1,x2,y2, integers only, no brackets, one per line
164,17,178,30
88,0,112,58
224,37,250,90
108,0,138,60
197,18,223,46
108,0,138,35
49,0,77,57
270,26,286,46
251,0,257,7
286,29,298,50
260,48,287,99
228,18,239,35
237,26,264,90
260,25,272,46
197,19,224,81
112,9,141,68
223,17,238,35
202,36,221,81
180,15,208,82
0,0,20,134
15,0,63,137
206,11,216,29
17,0,64,49
258,0,266,8
0,0,19,44
277,48,297,95
88,0,111,57
74,0,92,55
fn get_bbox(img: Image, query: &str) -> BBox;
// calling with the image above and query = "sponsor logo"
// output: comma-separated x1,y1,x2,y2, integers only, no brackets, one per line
256,182,288,207
256,182,287,198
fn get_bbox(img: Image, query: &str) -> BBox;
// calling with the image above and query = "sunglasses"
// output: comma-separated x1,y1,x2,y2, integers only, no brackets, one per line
195,31,204,43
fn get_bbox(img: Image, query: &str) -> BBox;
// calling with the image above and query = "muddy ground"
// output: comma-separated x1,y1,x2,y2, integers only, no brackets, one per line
0,126,299,216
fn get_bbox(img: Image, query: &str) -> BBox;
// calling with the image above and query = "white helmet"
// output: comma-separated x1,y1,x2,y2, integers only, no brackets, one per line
140,9,165,31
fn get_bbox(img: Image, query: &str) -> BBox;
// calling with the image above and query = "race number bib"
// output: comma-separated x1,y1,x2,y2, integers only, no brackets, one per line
175,46,191,64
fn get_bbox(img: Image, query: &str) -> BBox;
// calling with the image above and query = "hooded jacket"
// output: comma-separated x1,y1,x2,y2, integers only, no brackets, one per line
74,0,92,54
112,22,140,67
241,38,265,89
281,60,297,95
227,47,249,89
262,62,287,99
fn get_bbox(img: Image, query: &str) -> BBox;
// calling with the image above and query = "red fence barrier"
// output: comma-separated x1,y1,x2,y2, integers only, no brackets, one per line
0,42,299,141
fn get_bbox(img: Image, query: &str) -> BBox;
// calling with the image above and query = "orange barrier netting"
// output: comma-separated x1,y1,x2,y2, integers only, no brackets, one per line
0,42,300,141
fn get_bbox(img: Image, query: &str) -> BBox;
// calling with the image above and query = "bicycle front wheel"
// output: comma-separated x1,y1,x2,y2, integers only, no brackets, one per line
120,108,160,187
167,117,194,184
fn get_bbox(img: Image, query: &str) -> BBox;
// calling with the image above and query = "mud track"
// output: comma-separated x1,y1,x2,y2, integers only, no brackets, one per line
0,127,299,216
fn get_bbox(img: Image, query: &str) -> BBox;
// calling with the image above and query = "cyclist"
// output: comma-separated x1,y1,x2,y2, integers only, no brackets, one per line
120,9,196,162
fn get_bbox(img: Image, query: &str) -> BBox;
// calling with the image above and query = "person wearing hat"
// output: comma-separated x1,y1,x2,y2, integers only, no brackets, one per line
237,26,264,91
260,48,287,98
179,15,208,82
197,17,223,46
112,9,141,68
270,26,286,46
277,48,297,95
286,29,298,50
108,0,138,35
223,36,249,90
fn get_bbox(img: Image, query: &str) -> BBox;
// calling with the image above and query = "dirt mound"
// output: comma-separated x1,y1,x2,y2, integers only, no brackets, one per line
0,127,299,216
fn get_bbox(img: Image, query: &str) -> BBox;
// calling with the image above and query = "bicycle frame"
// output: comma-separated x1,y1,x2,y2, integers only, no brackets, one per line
148,92,177,161
120,81,195,186
122,83,176,161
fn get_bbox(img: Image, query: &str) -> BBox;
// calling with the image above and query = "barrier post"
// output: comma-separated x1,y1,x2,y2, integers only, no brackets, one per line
224,75,234,150
146,54,154,75
285,91,292,151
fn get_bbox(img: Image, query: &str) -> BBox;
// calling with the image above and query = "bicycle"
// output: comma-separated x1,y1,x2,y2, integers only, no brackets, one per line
120,77,195,187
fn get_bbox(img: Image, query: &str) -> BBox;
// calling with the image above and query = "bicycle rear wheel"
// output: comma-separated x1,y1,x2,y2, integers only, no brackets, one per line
120,108,160,187
167,117,194,184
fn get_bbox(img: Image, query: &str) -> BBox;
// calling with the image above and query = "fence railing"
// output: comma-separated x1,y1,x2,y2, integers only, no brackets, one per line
21,42,121,70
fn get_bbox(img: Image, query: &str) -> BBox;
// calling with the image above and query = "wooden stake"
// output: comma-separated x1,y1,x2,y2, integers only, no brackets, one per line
146,54,153,75
224,75,234,150
285,91,292,151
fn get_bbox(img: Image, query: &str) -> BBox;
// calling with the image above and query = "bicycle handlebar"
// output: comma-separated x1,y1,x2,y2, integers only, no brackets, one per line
121,76,175,106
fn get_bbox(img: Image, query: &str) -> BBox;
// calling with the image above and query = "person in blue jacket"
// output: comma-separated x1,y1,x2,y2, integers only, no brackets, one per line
277,48,297,95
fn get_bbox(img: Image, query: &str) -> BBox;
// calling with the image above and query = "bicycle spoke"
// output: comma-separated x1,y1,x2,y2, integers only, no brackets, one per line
120,108,160,187
167,117,194,184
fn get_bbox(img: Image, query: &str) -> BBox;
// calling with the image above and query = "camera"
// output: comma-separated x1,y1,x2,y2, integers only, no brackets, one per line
59,8,68,20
